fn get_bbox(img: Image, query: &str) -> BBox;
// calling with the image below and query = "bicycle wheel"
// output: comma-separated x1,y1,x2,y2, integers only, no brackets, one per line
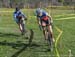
47,32,53,51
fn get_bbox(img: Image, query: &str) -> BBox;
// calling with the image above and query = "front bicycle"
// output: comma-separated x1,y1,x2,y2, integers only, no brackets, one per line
44,25,53,51
47,29,53,51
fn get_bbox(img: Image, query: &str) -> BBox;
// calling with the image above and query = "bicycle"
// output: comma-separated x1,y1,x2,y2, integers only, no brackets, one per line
20,18,34,45
39,22,53,51
20,18,33,41
45,26,53,51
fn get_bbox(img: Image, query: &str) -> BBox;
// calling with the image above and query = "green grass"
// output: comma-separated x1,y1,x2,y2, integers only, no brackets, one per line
0,8,75,57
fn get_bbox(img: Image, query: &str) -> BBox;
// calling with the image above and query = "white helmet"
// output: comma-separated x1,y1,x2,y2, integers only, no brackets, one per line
36,8,43,14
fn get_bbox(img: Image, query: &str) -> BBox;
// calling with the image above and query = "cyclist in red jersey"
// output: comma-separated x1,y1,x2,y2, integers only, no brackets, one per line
35,8,55,42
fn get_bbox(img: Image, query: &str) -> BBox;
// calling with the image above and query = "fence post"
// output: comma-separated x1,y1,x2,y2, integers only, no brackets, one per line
69,49,72,57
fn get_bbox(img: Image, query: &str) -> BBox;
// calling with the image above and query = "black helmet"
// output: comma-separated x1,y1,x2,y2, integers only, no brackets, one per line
15,7,20,11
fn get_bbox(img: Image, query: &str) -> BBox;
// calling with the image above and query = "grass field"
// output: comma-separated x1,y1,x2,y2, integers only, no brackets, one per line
0,8,75,57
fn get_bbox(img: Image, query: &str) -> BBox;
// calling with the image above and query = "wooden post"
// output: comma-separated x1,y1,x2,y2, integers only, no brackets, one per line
69,49,72,57
39,2,42,8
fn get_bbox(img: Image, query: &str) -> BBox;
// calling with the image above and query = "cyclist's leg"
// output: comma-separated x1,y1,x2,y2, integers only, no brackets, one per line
21,19,25,31
42,26,47,40
15,18,25,35
46,19,55,42
22,23,25,32
17,19,24,35
41,21,47,40
20,19,26,35
48,25,55,42
18,23,23,34
15,18,23,33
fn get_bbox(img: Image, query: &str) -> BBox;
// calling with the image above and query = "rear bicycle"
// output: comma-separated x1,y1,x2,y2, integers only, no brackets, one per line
19,18,34,45
20,18,31,40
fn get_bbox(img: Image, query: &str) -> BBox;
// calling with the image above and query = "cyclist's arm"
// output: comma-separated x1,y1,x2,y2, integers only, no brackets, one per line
13,13,17,21
37,17,41,25
47,16,53,29
22,14,27,20
37,17,42,30
49,15,53,24
20,11,27,20
46,13,53,24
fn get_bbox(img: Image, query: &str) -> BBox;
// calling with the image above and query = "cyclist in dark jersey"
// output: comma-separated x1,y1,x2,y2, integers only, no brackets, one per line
13,7,27,35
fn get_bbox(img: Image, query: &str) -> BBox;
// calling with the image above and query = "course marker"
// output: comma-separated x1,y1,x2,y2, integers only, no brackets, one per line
55,26,63,57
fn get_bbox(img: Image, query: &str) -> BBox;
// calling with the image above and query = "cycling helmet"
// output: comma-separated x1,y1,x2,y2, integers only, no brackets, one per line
15,7,20,11
36,8,43,14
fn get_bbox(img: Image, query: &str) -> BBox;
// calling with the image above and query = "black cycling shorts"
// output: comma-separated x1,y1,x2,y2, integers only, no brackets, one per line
41,19,50,26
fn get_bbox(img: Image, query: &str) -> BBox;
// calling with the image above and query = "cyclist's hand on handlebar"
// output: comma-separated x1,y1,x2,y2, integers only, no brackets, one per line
25,18,27,20
51,20,53,24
